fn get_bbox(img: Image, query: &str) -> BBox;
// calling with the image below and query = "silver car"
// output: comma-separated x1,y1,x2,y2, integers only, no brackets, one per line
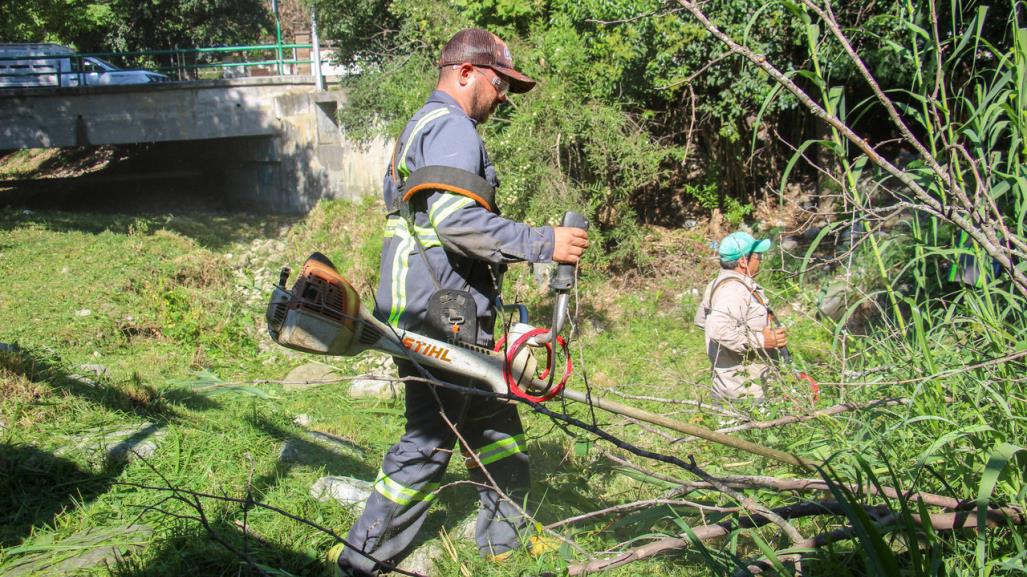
0,43,170,88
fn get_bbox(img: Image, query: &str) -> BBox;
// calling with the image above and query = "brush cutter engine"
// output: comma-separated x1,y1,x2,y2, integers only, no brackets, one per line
266,211,587,402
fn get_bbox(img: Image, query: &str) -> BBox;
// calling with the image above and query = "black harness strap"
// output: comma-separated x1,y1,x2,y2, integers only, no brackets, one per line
401,165,498,214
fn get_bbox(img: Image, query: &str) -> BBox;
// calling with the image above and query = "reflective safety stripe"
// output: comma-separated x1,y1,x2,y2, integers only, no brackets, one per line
374,468,440,506
387,105,453,326
387,233,415,327
384,216,439,246
398,107,450,180
385,214,444,326
429,193,476,229
467,434,527,467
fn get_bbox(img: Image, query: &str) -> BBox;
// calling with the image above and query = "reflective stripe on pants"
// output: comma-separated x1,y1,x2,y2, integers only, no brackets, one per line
338,360,531,576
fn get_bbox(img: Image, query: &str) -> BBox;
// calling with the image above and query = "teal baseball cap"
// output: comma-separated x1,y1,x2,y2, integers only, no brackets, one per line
718,231,772,261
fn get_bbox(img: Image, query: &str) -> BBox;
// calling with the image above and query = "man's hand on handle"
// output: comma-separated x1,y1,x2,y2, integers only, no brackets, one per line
553,226,589,264
762,326,788,349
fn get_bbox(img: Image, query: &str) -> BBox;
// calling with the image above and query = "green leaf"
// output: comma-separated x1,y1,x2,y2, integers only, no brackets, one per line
749,529,790,576
976,443,1026,573
799,221,845,285
779,139,832,204
613,467,679,490
574,437,593,457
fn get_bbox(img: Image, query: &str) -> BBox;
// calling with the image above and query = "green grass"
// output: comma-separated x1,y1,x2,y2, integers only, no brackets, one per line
1,201,1024,577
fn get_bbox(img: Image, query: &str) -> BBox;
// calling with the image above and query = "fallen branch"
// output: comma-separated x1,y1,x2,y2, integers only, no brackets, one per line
600,450,973,512
667,474,971,511
685,456,807,572
544,498,741,531
565,501,1026,575
691,398,910,437
607,388,747,419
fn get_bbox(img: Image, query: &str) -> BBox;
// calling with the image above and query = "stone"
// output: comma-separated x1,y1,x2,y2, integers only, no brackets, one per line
79,364,109,379
454,514,476,542
395,515,476,575
310,475,373,510
293,414,312,427
66,374,99,388
75,309,92,317
684,219,698,230
818,280,850,322
303,430,364,456
396,541,443,575
1,524,151,577
348,377,401,400
780,237,799,251
279,427,364,466
58,422,165,465
283,362,340,391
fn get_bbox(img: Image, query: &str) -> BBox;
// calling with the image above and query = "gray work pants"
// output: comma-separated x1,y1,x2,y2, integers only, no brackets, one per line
338,359,531,576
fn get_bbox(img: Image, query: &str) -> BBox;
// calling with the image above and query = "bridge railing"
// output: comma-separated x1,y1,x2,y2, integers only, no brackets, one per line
0,43,338,88
91,44,319,80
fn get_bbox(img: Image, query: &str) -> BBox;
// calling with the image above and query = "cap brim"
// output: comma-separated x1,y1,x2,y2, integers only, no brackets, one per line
493,65,536,93
752,238,772,253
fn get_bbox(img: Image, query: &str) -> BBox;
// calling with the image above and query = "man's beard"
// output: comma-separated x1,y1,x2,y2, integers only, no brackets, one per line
470,89,497,123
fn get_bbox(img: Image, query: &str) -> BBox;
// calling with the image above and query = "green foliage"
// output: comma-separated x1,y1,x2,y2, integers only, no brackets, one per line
0,0,271,52
105,0,272,52
0,1,115,48
767,3,1027,572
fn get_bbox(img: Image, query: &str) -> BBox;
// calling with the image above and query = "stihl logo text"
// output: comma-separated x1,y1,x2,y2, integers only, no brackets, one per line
402,338,453,363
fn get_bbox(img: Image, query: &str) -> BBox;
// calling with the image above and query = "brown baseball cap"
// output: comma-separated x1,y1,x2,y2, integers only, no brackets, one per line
438,28,537,94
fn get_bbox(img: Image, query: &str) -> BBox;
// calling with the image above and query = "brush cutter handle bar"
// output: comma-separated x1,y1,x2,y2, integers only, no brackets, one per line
551,211,589,290
536,211,589,346
496,327,572,403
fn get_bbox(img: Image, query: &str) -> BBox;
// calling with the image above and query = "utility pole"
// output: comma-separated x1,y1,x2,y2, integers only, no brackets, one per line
311,3,324,90
272,0,283,75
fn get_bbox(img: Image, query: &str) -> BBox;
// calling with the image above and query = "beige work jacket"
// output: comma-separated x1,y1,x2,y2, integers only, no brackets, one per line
695,270,774,400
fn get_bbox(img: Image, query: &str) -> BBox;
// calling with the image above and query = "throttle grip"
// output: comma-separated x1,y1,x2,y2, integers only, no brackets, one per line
551,211,589,291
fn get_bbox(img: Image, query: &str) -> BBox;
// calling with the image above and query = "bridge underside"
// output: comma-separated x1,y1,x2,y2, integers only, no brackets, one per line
0,78,390,212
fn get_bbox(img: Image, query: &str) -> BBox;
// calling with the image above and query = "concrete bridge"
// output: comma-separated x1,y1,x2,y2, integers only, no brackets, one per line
0,77,390,212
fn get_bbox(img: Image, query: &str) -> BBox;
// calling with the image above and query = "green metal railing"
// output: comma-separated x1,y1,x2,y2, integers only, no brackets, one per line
0,43,323,87
87,43,317,80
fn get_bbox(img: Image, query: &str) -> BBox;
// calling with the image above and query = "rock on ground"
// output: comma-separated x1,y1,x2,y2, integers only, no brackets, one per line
1,524,151,576
348,377,401,400
58,422,164,465
78,364,109,379
278,428,364,466
395,515,476,575
395,541,442,575
283,363,341,391
310,476,373,511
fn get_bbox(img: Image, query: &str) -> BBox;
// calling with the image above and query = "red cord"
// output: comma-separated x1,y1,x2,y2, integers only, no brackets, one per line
798,372,820,402
494,328,572,402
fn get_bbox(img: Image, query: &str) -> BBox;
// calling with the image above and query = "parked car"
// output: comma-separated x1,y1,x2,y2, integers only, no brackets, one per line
0,43,170,88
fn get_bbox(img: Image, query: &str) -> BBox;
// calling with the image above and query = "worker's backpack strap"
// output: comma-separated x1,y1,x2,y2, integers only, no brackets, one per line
695,276,765,329
401,165,497,214
710,276,761,306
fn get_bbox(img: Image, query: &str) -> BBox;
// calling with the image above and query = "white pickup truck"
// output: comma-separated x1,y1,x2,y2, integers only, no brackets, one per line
0,43,170,88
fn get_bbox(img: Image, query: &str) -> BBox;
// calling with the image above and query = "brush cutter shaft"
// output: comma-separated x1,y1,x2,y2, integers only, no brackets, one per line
266,253,544,399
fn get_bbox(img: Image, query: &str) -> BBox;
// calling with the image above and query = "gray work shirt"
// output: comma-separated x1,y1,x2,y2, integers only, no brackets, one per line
374,90,555,346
